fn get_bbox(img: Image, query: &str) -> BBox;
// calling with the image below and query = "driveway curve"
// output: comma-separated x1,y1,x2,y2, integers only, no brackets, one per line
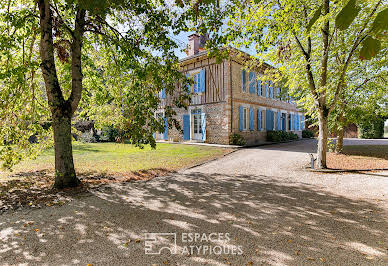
1,139,387,265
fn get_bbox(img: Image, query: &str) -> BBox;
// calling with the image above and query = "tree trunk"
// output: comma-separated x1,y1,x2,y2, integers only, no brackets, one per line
317,110,329,169
335,112,345,153
38,0,85,189
53,114,79,188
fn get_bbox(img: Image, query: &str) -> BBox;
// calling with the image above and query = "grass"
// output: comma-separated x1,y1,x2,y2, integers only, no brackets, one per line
0,142,233,179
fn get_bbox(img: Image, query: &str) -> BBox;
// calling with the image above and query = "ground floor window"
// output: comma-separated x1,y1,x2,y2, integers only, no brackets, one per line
288,113,292,131
261,110,265,130
243,107,248,130
192,109,202,140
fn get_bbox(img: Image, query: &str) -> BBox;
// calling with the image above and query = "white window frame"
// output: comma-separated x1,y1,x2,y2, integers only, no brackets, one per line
260,109,266,131
243,107,249,131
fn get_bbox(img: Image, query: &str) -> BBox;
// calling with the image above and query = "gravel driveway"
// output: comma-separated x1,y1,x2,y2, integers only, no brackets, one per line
1,139,387,265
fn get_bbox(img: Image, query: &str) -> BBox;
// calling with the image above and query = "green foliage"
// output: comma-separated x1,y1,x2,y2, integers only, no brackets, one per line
229,133,246,146
358,116,384,139
327,139,335,152
335,0,360,31
98,126,120,142
360,36,382,60
267,131,298,142
302,130,315,138
0,0,199,170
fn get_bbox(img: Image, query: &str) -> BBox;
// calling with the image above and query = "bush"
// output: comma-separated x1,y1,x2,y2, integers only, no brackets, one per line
267,130,298,142
358,117,384,139
98,126,120,142
80,131,97,143
229,133,246,146
302,130,314,138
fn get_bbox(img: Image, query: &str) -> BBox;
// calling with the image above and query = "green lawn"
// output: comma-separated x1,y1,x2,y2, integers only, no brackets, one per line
0,142,232,179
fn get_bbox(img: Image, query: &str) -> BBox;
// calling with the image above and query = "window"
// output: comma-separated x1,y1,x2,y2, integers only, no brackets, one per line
273,111,277,130
242,69,247,92
248,72,256,94
261,110,265,130
243,107,248,130
288,113,292,131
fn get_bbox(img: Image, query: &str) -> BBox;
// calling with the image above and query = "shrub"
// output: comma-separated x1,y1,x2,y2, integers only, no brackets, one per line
358,117,384,139
267,130,298,142
302,130,314,138
229,133,246,146
80,131,97,143
99,126,120,142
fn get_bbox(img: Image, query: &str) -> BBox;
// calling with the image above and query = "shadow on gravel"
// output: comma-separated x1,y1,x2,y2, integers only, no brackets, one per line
0,172,387,265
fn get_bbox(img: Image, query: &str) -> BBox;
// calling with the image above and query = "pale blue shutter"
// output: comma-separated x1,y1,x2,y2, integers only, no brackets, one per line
242,70,246,92
183,114,190,140
269,81,273,98
163,117,168,140
200,69,206,92
257,109,261,130
266,109,271,131
249,107,254,130
161,87,166,99
201,113,206,141
277,112,281,130
276,87,280,100
239,106,244,131
301,115,305,130
193,74,198,93
249,72,255,94
257,80,261,96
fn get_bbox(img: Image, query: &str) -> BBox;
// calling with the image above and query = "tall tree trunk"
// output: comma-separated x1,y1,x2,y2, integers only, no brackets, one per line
53,113,79,188
38,0,85,188
317,110,329,168
335,112,345,153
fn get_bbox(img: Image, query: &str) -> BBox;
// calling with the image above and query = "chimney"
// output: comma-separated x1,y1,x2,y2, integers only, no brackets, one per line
187,33,200,56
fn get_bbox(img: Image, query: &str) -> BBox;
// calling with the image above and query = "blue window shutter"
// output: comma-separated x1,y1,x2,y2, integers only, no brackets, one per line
161,87,166,99
249,107,254,130
249,72,255,94
242,70,246,92
163,117,168,140
239,106,244,131
193,74,197,93
271,110,274,130
269,81,273,98
277,112,281,130
276,87,280,100
266,109,271,131
200,69,206,93
153,132,156,139
257,109,261,130
201,113,206,141
265,81,269,98
183,114,190,140
257,80,261,96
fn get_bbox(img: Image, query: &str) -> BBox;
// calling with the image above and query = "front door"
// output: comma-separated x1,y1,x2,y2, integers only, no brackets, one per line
192,111,202,140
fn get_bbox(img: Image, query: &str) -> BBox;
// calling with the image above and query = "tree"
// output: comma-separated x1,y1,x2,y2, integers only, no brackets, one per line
0,0,194,188
205,0,387,168
331,55,387,153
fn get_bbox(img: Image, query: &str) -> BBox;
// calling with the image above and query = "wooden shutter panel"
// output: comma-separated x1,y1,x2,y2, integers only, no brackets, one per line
257,80,261,96
183,114,190,140
249,107,254,130
163,117,168,140
239,106,244,131
200,69,206,93
269,81,273,98
201,113,206,141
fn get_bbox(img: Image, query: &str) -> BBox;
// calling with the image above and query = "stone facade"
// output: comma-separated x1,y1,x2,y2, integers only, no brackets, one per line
158,48,304,146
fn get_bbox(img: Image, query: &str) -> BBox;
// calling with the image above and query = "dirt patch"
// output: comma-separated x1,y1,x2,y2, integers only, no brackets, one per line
327,153,388,170
0,168,172,214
